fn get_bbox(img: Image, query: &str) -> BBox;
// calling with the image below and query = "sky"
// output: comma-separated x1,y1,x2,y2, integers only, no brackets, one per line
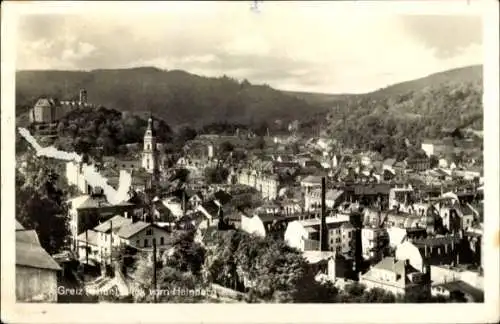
15,1,483,94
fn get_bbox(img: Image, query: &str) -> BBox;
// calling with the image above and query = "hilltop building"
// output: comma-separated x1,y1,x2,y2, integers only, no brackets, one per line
29,89,93,124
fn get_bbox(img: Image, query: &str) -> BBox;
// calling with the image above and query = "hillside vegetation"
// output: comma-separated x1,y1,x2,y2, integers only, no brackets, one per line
16,65,483,159
16,67,327,129
313,65,483,158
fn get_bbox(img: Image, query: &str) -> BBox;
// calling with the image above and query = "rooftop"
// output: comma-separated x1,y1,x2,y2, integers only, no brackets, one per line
94,215,132,233
299,214,351,228
116,221,152,239
77,230,100,246
16,230,61,271
433,280,484,301
412,235,461,247
303,251,336,264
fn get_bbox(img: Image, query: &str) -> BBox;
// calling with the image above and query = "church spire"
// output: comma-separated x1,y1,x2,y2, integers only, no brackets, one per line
142,113,158,174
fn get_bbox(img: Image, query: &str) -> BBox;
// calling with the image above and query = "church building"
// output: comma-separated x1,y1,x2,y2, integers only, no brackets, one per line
142,117,161,175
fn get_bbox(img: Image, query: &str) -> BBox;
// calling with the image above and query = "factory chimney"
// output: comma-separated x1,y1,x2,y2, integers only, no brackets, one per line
319,177,329,251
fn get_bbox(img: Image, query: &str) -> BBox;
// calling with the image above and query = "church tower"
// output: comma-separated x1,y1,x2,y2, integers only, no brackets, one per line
142,116,159,174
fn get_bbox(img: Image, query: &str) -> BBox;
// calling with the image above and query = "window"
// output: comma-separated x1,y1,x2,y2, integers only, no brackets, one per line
336,238,341,243
147,159,150,169
160,237,164,245
348,232,352,238
146,229,153,235
144,239,149,247
153,238,156,245
136,240,140,246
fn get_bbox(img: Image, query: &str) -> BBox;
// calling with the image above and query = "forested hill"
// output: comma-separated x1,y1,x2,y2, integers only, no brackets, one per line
320,65,483,159
364,65,483,99
15,67,328,128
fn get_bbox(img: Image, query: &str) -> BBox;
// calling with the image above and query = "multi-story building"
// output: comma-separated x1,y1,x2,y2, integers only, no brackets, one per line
29,89,92,124
67,194,138,251
406,157,431,171
237,168,280,200
360,256,431,297
304,188,345,211
291,214,354,254
361,226,389,262
83,215,172,265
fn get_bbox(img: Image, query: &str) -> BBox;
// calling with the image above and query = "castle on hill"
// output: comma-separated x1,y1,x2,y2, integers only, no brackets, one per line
29,88,95,124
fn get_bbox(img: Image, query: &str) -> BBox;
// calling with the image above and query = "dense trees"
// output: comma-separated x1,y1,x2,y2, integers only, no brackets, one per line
203,229,341,303
16,68,322,129
16,154,72,254
52,107,173,156
130,230,208,303
319,79,483,160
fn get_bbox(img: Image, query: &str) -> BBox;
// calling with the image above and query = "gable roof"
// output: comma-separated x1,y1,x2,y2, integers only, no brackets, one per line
116,221,152,239
94,215,131,233
433,280,483,301
70,195,112,210
34,98,57,108
16,230,41,245
77,230,100,246
301,175,324,184
16,230,61,271
16,220,25,230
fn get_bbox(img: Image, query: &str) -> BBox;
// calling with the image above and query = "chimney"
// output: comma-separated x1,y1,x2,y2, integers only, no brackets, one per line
319,177,328,251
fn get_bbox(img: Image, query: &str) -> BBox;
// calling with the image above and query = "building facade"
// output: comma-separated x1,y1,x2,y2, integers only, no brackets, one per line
142,117,160,174
237,168,280,200
16,223,61,302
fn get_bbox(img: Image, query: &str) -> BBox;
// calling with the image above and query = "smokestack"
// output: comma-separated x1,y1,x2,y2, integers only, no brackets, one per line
320,177,328,251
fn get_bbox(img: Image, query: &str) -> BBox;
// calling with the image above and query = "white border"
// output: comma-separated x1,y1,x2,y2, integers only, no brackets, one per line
1,1,498,323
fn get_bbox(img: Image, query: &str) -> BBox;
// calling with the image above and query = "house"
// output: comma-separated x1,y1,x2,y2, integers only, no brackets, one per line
16,221,61,302
304,188,345,211
255,201,281,215
67,194,138,252
421,140,454,158
360,257,431,297
388,187,414,211
286,214,354,254
431,280,484,302
188,192,204,208
77,229,100,265
89,215,172,264
384,210,422,229
361,227,389,262
302,251,353,282
300,175,324,190
406,157,430,172
396,238,461,272
280,198,302,215
237,168,281,200
439,203,475,233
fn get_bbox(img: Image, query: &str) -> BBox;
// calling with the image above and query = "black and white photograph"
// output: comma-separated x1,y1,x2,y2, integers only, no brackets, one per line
1,0,499,323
